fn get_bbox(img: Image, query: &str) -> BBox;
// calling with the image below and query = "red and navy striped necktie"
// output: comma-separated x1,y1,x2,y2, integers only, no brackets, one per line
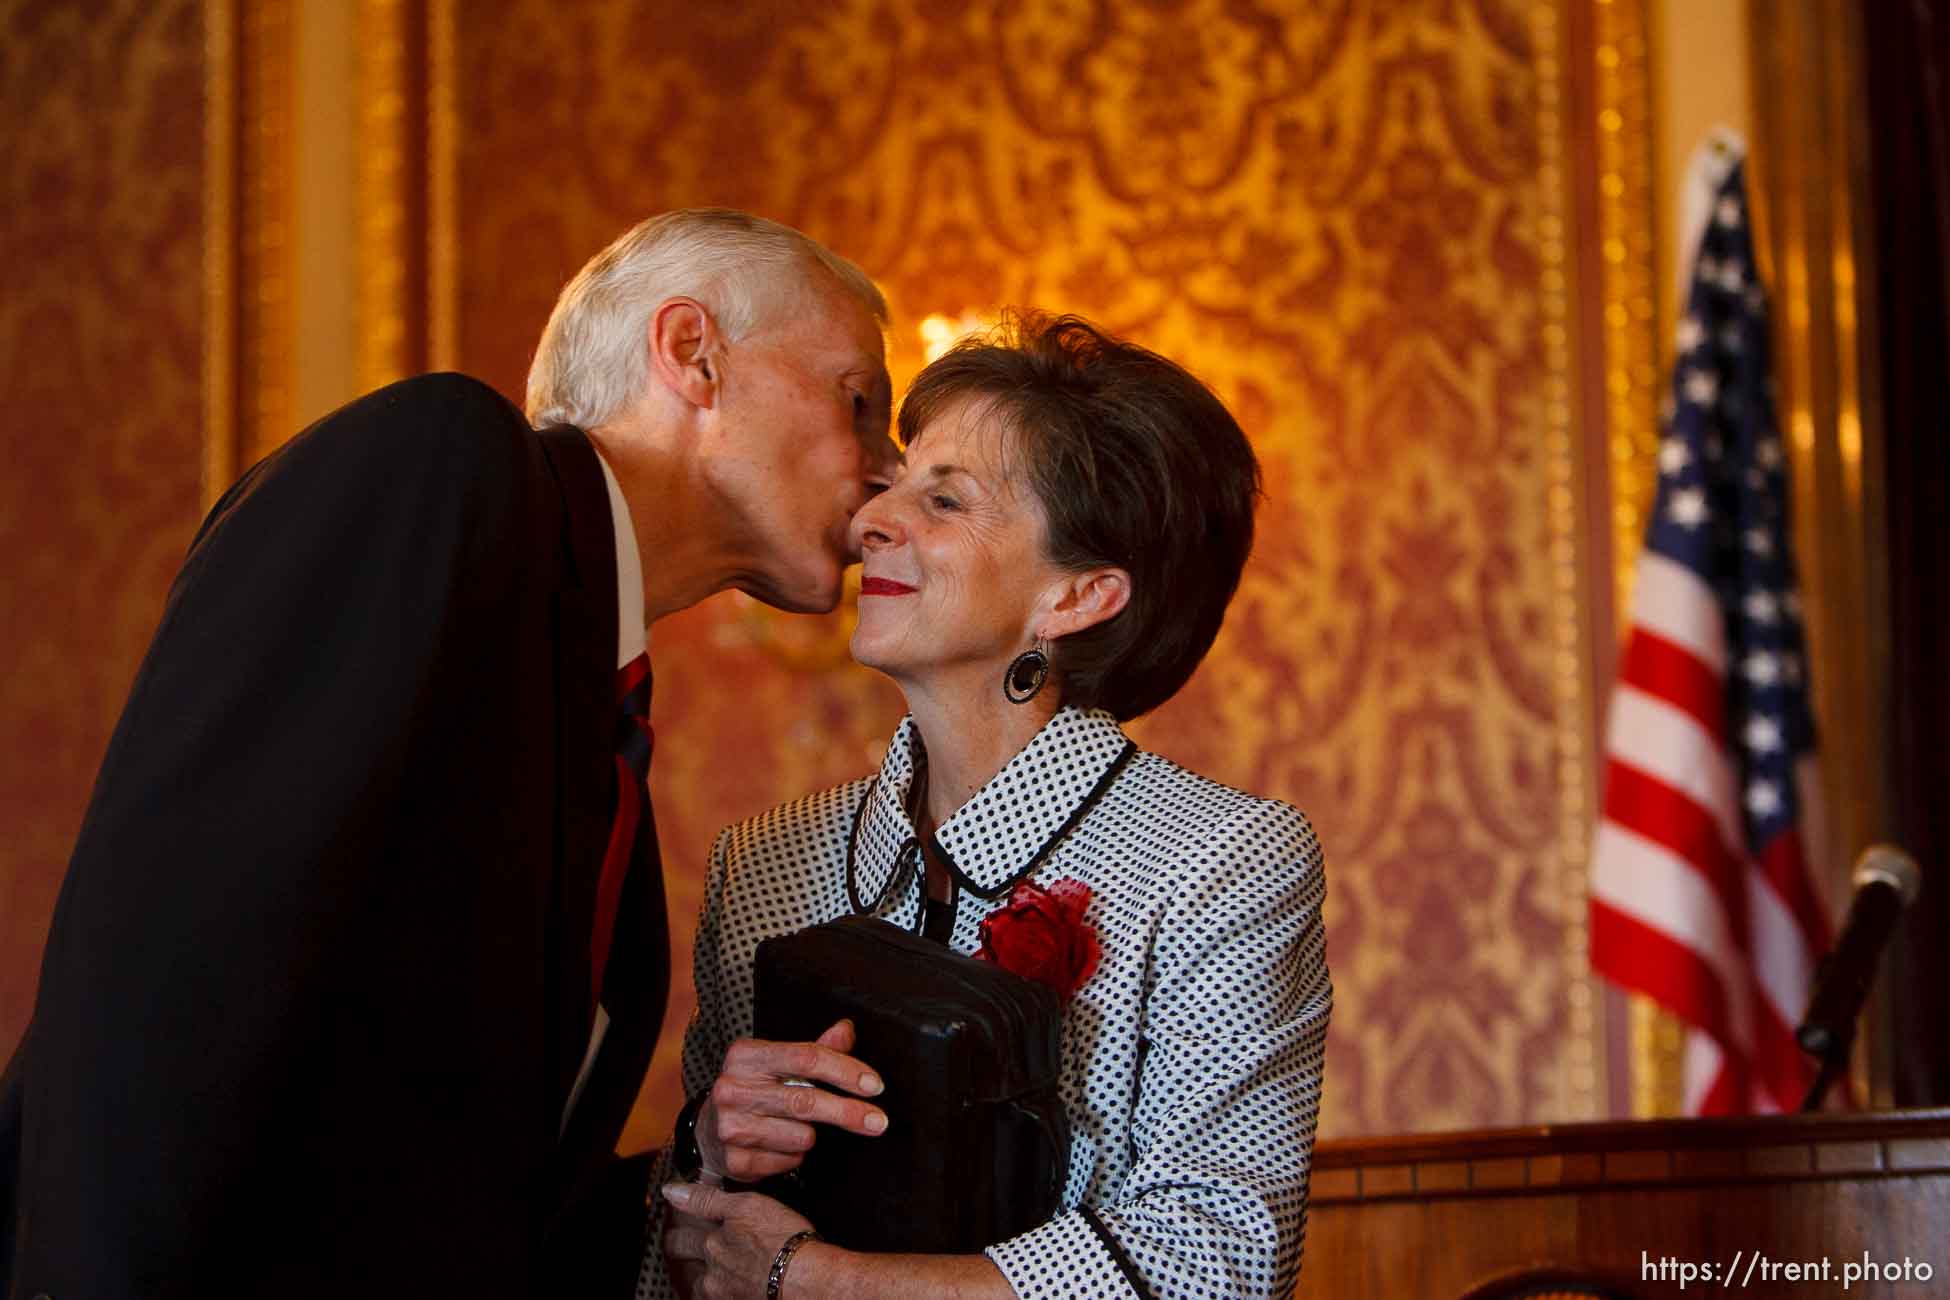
592,652,653,1005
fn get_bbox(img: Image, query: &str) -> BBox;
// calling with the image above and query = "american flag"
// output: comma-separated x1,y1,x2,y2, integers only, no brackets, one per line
1589,142,1835,1115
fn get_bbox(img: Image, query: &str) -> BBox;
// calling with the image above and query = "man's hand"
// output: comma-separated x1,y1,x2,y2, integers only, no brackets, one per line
699,1018,887,1181
662,1182,815,1300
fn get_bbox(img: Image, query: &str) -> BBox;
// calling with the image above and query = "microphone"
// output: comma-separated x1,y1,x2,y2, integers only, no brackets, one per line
1796,844,1922,1064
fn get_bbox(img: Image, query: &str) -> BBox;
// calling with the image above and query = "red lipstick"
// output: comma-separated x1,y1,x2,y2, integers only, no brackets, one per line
860,577,917,596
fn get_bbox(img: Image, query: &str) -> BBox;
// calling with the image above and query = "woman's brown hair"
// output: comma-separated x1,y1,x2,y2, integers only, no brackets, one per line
897,312,1261,720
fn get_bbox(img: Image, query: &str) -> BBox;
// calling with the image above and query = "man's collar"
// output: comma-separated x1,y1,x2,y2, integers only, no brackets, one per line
592,446,646,667
847,707,1136,910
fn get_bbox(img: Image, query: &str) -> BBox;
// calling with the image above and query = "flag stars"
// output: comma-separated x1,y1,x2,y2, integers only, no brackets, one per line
1676,315,1706,352
1744,715,1784,754
1744,527,1775,556
1684,369,1720,404
1744,590,1781,623
1756,438,1784,469
1716,262,1746,293
1668,487,1709,529
1716,196,1744,228
1659,437,1692,477
1742,650,1781,687
1746,779,1784,819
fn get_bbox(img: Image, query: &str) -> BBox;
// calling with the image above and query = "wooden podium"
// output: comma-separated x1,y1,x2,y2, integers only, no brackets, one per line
1296,1108,1950,1298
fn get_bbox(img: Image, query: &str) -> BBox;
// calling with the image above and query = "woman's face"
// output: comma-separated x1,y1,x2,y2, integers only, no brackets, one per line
847,396,1066,697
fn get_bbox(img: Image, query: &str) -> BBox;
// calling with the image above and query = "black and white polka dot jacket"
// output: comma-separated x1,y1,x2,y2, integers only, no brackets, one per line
636,706,1332,1300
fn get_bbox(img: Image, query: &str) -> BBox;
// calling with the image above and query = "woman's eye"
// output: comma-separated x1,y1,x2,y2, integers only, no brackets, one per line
851,392,868,418
930,493,960,511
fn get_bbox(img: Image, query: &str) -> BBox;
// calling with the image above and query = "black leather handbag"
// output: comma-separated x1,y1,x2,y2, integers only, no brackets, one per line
750,914,1071,1254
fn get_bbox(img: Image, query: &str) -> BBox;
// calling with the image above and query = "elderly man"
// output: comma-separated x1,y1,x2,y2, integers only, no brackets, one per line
0,209,895,1299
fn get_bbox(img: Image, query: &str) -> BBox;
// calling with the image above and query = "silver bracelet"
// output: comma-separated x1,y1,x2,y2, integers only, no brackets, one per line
765,1228,821,1300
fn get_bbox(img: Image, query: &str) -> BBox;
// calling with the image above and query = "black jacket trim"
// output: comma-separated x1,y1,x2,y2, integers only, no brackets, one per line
936,741,1139,901
1081,1205,1155,1300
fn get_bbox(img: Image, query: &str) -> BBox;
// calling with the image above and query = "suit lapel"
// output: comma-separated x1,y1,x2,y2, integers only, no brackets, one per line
536,426,671,1214
535,427,618,1147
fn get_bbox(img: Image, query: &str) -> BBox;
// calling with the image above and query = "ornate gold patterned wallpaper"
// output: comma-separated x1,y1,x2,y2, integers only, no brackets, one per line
0,0,207,1055
0,0,1639,1147
449,0,1606,1146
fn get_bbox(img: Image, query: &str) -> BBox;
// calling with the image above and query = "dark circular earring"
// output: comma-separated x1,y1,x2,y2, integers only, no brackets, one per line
1003,636,1051,704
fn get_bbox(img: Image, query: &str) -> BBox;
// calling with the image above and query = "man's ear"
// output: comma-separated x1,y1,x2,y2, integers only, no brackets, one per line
1039,567,1131,641
647,297,721,411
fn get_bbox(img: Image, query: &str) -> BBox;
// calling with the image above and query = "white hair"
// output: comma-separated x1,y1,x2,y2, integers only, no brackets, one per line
524,208,888,430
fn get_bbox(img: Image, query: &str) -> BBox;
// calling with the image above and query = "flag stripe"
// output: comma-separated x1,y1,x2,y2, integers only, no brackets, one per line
1592,895,1741,1052
1591,824,1752,1050
1605,684,1745,859
1698,1066,1740,1115
1684,1031,1742,1116
1751,994,1810,1112
1757,829,1833,955
1601,759,1747,949
1747,842,1822,1038
1619,629,1726,745
1631,551,1728,675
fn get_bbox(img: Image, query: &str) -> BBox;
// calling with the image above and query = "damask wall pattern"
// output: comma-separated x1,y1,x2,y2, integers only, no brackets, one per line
0,0,208,1058
450,0,1601,1145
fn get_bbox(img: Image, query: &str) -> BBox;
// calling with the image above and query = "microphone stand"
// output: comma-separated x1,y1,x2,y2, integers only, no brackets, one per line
1799,1035,1852,1113
1794,845,1923,1112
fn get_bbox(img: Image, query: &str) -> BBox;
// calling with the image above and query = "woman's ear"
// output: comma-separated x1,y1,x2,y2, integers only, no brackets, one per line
646,297,721,410
1039,567,1131,641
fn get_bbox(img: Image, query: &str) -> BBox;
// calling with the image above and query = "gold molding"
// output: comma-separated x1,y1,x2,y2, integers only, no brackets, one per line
1586,0,1685,1120
1595,0,1661,622
427,0,457,372
1536,0,1601,1124
203,0,238,511
1628,997,1686,1116
358,0,411,391
240,0,296,466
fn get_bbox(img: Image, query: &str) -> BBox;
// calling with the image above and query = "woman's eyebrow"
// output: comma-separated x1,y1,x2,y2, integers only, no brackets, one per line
916,463,989,491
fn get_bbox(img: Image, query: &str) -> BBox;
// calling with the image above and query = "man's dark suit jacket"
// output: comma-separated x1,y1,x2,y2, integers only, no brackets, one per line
0,374,667,1298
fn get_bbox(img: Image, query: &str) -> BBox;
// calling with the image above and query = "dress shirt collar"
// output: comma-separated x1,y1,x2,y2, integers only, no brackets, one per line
592,446,646,669
848,706,1136,908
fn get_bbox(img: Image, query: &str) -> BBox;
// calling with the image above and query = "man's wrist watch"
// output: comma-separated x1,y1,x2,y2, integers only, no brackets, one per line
671,1091,708,1181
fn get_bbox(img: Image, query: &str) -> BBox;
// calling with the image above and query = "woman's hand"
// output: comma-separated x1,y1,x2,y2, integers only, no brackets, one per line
698,1018,887,1181
662,1182,814,1300
665,1181,1017,1300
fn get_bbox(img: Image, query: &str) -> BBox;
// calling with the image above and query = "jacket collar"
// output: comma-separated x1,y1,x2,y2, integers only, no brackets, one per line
845,716,924,918
846,706,1137,909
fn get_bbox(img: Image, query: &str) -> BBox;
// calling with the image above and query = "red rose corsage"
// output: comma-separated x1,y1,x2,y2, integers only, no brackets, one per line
975,877,1100,1007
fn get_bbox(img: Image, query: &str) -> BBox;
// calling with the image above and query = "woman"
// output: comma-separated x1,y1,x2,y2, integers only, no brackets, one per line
646,313,1331,1300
